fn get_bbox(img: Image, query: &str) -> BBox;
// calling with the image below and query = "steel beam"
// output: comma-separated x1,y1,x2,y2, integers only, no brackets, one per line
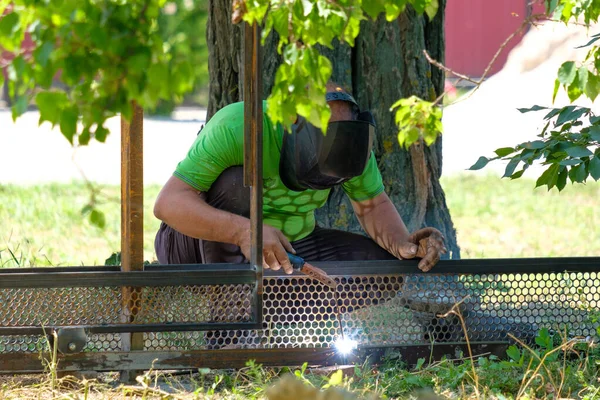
243,21,264,327
0,322,261,336
120,101,145,378
0,343,507,373
0,268,256,288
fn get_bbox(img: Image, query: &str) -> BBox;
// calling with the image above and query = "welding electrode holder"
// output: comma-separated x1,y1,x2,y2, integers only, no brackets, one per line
287,252,306,270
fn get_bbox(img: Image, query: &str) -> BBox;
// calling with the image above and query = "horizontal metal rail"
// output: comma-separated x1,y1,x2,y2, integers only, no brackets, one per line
0,265,257,288
0,322,262,336
295,257,600,275
1,257,599,281
0,343,508,373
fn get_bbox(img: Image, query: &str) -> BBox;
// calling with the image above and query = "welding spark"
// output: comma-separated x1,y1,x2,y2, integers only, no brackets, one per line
334,337,358,355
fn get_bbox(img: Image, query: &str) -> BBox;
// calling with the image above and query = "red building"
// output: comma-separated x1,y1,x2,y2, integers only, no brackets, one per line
445,0,547,79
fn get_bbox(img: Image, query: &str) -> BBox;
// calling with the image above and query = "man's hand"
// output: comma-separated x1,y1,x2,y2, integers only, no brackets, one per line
396,227,447,272
236,224,295,274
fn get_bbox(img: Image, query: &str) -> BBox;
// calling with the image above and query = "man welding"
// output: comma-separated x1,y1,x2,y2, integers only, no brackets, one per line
153,82,447,271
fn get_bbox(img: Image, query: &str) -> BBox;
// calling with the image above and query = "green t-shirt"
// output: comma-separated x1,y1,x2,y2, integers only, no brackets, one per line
174,101,384,242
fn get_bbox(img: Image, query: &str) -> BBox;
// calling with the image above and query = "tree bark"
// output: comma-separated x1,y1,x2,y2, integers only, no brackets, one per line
207,1,460,259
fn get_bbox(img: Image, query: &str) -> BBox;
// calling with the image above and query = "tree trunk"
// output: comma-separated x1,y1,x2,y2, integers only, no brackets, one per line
207,1,460,259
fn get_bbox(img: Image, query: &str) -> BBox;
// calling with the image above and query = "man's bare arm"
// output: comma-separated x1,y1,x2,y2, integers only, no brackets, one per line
350,192,446,271
154,176,250,245
153,176,295,272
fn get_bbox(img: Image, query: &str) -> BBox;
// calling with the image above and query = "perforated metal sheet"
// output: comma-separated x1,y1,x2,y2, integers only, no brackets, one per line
0,284,253,328
144,272,600,350
1,271,599,354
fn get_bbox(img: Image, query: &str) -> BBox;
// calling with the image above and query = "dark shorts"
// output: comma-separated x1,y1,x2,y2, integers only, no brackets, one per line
154,167,395,265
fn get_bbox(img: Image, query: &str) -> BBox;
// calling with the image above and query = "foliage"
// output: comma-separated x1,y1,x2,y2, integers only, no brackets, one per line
1,0,442,151
469,104,600,191
476,0,600,190
0,0,196,146
241,0,441,144
151,0,209,115
391,95,443,149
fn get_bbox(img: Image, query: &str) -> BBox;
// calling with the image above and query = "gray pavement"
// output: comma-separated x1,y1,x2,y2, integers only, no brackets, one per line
0,101,544,186
0,108,206,185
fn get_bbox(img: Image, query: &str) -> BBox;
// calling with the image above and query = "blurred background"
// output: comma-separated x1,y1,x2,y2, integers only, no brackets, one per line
1,0,599,267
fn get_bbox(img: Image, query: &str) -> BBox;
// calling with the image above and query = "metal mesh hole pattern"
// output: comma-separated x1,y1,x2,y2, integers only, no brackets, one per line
1,272,599,354
0,284,253,328
0,287,122,327
146,272,600,350
0,335,47,353
84,333,123,352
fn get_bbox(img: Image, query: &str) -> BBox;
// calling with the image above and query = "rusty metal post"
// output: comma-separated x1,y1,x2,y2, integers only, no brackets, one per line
120,102,144,380
243,22,264,322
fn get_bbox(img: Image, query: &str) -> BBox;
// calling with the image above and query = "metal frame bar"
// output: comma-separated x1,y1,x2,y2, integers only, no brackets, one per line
3,257,597,285
120,100,145,359
243,21,264,329
0,267,257,288
0,343,508,373
0,322,260,336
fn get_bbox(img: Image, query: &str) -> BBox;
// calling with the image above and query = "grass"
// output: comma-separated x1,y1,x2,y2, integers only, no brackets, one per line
1,311,599,399
443,174,600,259
1,174,599,267
0,183,162,267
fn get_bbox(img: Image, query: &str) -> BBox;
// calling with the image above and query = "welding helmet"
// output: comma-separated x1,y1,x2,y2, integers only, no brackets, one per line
279,92,376,191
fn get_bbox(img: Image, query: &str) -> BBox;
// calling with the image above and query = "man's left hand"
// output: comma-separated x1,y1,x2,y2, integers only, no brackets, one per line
396,227,447,272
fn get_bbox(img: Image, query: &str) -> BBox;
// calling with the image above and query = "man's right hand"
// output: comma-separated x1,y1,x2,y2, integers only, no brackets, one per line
236,224,296,274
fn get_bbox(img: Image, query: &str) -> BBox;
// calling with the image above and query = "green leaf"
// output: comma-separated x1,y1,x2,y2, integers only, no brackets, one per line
544,107,562,120
424,0,439,20
575,35,600,48
95,125,109,143
585,73,600,101
60,107,79,145
589,156,600,180
557,166,568,191
565,146,593,157
559,158,583,166
589,126,600,142
567,73,583,102
535,328,552,348
510,169,525,180
555,106,589,127
12,95,28,121
34,41,54,68
0,12,19,37
521,140,546,150
90,209,106,229
552,78,560,104
468,157,488,171
506,345,521,362
578,67,589,90
536,164,559,188
362,1,386,18
517,105,547,113
557,61,577,85
546,0,559,14
568,163,587,183
36,91,68,126
104,252,121,266
503,157,520,178
327,370,343,387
